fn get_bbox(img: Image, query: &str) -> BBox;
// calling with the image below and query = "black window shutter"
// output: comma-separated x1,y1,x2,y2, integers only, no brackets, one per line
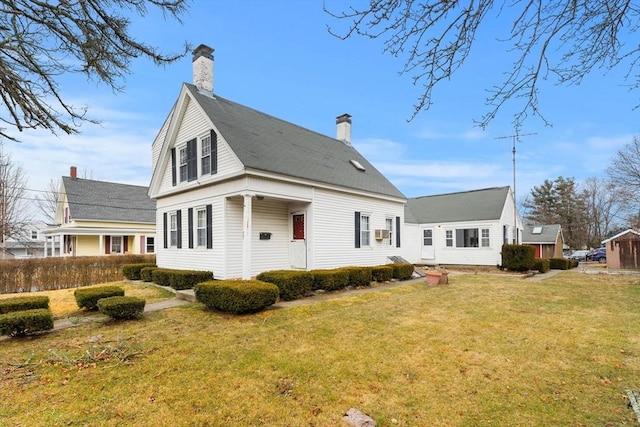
206,204,213,249
395,216,401,248
176,209,182,249
171,148,177,186
187,139,197,181
211,130,218,175
163,213,168,248
105,236,111,254
354,211,361,248
188,208,194,248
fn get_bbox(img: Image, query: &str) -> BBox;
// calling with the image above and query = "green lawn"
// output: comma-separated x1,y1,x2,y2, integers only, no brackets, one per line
1,271,639,426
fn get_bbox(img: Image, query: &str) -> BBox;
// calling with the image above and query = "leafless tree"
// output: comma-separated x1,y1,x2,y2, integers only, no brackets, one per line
0,0,189,142
34,179,60,223
607,137,640,209
325,1,640,128
0,147,32,256
581,176,628,246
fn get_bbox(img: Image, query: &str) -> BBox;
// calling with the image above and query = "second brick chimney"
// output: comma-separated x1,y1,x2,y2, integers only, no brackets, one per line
70,166,77,180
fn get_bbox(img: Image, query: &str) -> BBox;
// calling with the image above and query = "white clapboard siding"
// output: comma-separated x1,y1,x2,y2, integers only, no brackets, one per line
250,199,290,276
311,188,404,270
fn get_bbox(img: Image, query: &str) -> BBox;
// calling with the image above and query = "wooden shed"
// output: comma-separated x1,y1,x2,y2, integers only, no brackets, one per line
602,229,640,269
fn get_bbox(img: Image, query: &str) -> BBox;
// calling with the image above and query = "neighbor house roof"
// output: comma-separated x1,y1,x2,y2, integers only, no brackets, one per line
62,176,156,224
521,224,562,244
184,84,405,200
404,186,510,224
602,229,640,244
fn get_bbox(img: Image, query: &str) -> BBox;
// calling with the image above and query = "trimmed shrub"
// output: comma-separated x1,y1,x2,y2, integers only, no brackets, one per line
122,263,157,280
0,295,50,314
0,308,54,337
549,258,577,270
392,263,415,280
98,296,146,320
372,265,393,282
533,258,551,273
195,280,279,314
310,269,350,291
502,244,535,272
339,266,373,287
151,268,172,287
256,270,313,301
140,267,157,282
169,270,214,290
74,285,124,310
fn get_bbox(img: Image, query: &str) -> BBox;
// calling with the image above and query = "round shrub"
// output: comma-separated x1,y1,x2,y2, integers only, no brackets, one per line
392,263,415,280
310,269,349,291
372,265,393,282
195,280,279,314
0,308,54,337
339,266,373,287
97,296,146,320
0,295,50,314
140,266,157,282
74,285,125,310
256,270,313,301
122,263,157,280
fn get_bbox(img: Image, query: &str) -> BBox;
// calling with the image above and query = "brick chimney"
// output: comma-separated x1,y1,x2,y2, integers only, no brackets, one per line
336,113,352,144
192,44,214,92
70,166,77,180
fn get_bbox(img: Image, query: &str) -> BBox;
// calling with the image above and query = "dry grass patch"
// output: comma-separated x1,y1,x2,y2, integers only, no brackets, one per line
1,271,639,425
0,281,174,319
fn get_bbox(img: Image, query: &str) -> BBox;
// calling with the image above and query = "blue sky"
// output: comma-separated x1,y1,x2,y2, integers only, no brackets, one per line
7,0,640,217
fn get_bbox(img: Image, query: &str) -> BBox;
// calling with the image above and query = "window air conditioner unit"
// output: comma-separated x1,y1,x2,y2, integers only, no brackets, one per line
374,229,390,240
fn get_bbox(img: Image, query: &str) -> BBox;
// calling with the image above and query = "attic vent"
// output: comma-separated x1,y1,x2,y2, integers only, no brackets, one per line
532,226,543,234
350,159,366,172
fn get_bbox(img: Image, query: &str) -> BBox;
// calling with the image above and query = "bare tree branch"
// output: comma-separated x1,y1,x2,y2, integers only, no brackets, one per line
0,0,190,142
325,1,639,128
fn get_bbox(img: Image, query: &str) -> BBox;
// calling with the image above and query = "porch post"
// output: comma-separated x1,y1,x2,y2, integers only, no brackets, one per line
98,234,104,256
242,193,253,280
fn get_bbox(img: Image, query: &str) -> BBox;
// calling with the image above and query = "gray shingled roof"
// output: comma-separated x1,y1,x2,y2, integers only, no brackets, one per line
405,186,510,224
186,84,405,200
62,176,156,223
522,224,561,244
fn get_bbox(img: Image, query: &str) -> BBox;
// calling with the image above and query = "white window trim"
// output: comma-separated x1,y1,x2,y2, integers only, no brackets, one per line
360,213,371,247
200,134,211,176
386,217,393,246
196,207,207,247
178,145,188,182
169,212,178,247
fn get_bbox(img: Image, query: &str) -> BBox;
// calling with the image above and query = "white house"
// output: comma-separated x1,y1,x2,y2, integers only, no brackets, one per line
148,44,407,280
403,186,523,266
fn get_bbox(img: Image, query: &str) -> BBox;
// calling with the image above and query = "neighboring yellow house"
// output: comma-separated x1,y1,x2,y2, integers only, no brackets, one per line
42,167,156,257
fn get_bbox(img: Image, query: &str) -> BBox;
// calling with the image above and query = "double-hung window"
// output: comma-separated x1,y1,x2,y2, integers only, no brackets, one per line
360,214,370,247
170,213,178,247
201,135,211,175
111,236,122,254
179,147,188,182
146,237,155,254
197,208,207,246
386,217,393,245
445,230,453,247
481,228,490,247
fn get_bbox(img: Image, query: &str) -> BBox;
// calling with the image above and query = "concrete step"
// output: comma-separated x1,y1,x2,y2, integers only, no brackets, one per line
176,289,196,302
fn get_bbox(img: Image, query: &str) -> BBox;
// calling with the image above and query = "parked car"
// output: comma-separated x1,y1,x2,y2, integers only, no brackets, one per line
588,247,607,263
569,250,590,261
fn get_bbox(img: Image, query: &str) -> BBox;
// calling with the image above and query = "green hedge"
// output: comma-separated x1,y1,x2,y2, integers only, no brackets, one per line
549,258,578,270
140,267,157,282
74,285,125,310
195,280,279,314
150,268,213,290
533,258,551,273
0,308,54,337
502,244,535,272
392,263,414,280
372,265,393,282
310,269,350,291
98,296,146,320
256,270,313,301
122,263,157,280
0,295,50,314
339,266,373,287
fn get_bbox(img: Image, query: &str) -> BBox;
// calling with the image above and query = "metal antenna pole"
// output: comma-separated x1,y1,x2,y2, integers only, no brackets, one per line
494,132,537,244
